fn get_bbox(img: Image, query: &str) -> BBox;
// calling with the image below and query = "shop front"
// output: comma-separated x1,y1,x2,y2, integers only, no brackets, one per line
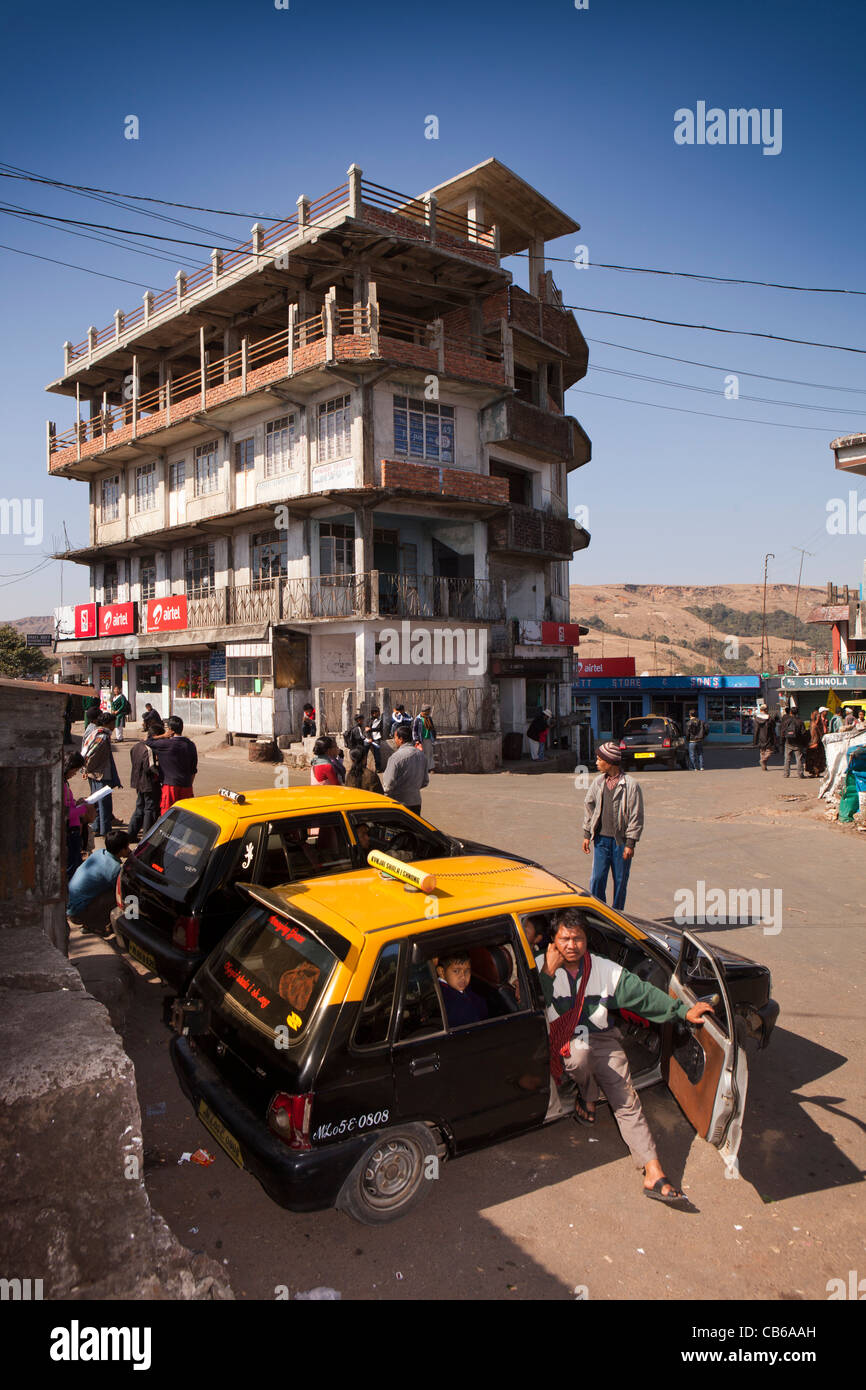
574,674,762,745
171,654,218,729
781,673,866,723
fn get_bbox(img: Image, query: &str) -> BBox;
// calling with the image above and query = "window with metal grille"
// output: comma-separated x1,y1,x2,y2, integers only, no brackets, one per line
185,542,215,596
194,440,220,496
100,475,120,523
251,530,288,585
235,437,255,474
393,396,454,463
103,561,118,604
264,416,295,477
134,461,157,513
317,395,352,462
169,460,185,493
139,554,157,602
319,522,354,577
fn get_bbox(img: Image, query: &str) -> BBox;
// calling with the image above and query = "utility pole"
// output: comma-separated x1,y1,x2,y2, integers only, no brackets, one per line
789,547,814,659
760,553,774,674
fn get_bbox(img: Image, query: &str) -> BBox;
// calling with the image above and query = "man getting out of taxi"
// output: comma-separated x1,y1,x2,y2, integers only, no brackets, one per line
539,910,714,1206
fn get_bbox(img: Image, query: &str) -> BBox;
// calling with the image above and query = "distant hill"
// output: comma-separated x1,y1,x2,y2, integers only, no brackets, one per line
570,583,830,675
2,615,54,637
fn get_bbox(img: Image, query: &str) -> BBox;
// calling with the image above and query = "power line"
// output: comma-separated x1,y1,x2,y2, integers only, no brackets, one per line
0,165,281,222
0,241,156,288
585,337,866,396
572,386,846,432
589,362,865,417
0,202,203,271
509,249,866,297
565,303,866,355
0,205,237,250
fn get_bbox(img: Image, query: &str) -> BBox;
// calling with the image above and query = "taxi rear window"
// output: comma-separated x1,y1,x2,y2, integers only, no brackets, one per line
135,809,217,885
207,906,337,1040
625,718,665,733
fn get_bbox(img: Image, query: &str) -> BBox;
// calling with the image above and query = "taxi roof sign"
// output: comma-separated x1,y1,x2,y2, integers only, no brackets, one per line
367,850,436,894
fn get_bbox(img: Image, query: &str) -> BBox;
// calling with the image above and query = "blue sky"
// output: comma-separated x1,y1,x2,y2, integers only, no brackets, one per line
1,0,865,618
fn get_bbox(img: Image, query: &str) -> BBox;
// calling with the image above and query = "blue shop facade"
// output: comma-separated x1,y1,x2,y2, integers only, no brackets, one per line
572,674,763,745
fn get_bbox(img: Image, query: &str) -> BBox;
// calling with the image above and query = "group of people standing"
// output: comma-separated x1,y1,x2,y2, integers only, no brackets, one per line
308,701,438,816
752,700,862,777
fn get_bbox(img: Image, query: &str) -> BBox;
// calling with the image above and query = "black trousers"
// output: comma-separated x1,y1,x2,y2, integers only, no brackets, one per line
129,787,160,840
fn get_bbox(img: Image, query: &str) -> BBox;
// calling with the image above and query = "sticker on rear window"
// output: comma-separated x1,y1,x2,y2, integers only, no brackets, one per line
222,958,272,1010
278,963,321,1012
268,914,306,945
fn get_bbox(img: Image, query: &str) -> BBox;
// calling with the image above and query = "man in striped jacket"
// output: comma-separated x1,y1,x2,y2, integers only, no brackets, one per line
539,909,714,1205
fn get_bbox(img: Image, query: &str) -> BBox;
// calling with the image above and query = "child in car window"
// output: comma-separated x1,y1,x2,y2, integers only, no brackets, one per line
436,952,488,1027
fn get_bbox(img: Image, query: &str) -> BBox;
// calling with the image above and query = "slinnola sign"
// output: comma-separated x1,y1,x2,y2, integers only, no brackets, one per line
146,596,188,632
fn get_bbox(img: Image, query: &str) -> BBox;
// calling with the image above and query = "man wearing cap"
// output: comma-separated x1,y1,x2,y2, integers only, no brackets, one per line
582,742,644,911
526,708,552,761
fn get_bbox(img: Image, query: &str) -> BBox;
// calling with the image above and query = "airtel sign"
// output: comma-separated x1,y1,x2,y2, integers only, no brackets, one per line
98,603,137,637
146,596,188,632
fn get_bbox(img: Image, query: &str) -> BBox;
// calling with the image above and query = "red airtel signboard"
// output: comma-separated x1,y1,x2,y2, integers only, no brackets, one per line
146,595,187,632
98,602,137,637
575,657,637,677
540,621,583,646
74,603,98,639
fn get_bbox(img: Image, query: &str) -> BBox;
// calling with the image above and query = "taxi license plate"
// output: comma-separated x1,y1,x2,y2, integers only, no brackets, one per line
198,1100,244,1169
127,938,158,972
635,752,655,759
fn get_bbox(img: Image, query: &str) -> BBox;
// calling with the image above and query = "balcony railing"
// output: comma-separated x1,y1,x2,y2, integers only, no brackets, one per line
795,649,866,674
61,168,497,368
177,573,505,632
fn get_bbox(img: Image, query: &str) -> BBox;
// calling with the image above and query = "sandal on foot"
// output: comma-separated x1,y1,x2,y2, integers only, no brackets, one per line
572,1091,596,1126
643,1178,688,1207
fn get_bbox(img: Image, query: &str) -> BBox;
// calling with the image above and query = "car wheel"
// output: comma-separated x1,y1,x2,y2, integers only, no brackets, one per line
336,1124,438,1224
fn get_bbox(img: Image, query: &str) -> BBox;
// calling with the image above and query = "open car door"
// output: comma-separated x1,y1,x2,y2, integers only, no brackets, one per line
663,931,748,1174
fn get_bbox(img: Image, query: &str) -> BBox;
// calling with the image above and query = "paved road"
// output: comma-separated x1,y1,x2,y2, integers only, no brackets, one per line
98,731,865,1301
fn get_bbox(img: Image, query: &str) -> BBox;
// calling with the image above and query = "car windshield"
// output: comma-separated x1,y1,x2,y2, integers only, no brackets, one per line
134,809,218,886
206,905,337,1041
625,719,666,734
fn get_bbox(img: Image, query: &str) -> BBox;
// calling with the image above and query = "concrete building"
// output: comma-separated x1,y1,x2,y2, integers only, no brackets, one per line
48,160,591,753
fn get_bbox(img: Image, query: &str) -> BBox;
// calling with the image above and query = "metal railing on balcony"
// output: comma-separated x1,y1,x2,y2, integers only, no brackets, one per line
377,573,505,622
796,649,866,674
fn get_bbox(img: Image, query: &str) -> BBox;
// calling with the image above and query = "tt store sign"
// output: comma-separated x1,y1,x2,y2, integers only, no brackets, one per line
74,603,98,639
146,596,188,633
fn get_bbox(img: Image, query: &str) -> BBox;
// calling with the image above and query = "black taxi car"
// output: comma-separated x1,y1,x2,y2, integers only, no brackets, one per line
111,786,534,993
169,851,778,1224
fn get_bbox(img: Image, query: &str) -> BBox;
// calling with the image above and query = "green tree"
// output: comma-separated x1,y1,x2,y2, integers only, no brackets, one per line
0,625,54,678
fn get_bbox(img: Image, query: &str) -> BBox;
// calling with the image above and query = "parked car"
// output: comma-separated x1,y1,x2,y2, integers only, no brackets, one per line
111,787,537,992
169,852,778,1224
619,716,688,770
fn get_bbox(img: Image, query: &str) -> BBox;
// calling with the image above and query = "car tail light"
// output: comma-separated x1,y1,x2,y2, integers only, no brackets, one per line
115,870,125,910
619,740,626,749
268,1092,313,1150
172,915,201,951
662,738,671,748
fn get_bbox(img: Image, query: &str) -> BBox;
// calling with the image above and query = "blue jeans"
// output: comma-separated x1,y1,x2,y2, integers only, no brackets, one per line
87,779,113,836
590,836,632,911
688,740,704,770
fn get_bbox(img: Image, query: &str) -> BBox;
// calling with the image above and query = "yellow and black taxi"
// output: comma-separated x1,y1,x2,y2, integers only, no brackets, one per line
111,787,536,992
169,851,778,1223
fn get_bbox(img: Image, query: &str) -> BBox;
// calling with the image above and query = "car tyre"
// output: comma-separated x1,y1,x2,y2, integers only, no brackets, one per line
336,1123,438,1224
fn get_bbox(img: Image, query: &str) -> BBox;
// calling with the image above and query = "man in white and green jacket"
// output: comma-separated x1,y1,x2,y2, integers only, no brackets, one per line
538,908,714,1205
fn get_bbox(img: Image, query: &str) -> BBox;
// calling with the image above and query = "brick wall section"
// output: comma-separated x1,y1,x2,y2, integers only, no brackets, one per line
362,207,496,266
488,505,577,555
381,459,509,505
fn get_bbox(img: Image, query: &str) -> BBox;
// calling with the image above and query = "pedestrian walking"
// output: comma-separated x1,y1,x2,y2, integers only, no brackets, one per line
146,715,198,814
382,725,429,813
752,702,776,771
805,708,828,777
412,703,437,772
111,685,131,742
779,706,806,778
128,727,163,841
81,712,123,837
684,708,708,770
526,709,552,761
581,741,644,912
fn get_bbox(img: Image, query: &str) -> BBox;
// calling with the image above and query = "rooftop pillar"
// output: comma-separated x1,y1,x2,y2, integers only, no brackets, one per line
251,223,265,261
297,195,309,229
347,164,362,217
425,193,437,244
114,309,124,342
175,270,187,304
142,290,154,324
87,326,98,357
63,341,73,372
211,249,222,283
